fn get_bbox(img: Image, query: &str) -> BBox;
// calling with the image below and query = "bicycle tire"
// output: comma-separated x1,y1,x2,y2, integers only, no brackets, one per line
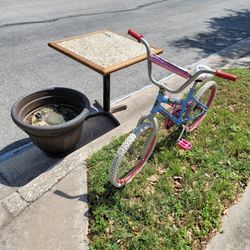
109,118,157,188
187,81,217,132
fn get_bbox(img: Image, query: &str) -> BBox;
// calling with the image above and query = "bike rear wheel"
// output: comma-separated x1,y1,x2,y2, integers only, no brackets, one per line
186,81,217,132
109,118,157,188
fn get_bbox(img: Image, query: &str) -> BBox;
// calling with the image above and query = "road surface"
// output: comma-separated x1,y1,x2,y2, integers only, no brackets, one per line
0,0,249,150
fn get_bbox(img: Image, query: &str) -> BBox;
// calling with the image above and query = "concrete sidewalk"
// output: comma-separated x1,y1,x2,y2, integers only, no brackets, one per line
0,37,249,250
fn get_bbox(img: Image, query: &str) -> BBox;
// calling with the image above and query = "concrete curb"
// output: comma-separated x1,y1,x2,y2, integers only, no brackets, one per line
0,36,249,230
0,111,148,228
205,185,250,250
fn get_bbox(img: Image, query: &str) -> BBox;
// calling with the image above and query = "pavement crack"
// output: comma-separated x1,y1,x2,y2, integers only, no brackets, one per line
0,0,167,29
16,190,29,204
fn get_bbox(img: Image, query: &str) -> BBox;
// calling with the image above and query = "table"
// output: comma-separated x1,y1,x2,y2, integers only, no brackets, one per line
48,30,163,112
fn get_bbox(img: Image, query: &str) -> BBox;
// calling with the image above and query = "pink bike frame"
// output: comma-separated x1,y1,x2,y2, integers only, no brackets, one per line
150,55,191,79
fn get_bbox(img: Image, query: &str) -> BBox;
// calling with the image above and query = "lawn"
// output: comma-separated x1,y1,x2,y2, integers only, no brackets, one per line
86,68,250,250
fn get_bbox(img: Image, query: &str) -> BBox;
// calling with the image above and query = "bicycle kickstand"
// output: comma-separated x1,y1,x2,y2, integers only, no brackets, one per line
176,125,192,150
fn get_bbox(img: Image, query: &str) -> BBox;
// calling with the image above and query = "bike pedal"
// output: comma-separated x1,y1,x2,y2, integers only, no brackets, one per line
177,139,192,151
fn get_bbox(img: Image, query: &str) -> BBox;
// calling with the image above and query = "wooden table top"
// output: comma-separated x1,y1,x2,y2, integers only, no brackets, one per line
48,30,163,75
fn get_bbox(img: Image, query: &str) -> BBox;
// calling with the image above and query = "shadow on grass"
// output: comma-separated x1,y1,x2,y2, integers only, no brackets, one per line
154,128,181,152
171,9,250,55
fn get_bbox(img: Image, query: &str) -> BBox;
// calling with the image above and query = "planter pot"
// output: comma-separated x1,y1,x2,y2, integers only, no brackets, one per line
11,87,90,155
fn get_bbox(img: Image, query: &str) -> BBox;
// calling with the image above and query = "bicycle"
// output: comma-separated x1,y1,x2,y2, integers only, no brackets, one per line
109,29,237,188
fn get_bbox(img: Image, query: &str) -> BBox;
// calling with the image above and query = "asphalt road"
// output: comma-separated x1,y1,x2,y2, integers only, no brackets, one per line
0,0,249,150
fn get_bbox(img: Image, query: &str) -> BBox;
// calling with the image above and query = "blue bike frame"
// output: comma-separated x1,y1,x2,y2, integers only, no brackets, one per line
151,85,208,126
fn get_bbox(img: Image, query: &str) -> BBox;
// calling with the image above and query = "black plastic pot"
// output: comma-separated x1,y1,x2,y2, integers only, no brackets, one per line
11,87,90,155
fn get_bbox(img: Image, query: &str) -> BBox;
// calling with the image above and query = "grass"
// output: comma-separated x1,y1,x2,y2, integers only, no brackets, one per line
86,68,250,250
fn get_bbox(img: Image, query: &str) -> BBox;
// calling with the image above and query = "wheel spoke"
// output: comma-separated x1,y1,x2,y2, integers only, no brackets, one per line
109,119,157,187
186,81,217,132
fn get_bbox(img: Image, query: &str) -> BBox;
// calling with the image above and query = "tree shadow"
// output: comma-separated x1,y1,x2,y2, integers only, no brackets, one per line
171,9,250,55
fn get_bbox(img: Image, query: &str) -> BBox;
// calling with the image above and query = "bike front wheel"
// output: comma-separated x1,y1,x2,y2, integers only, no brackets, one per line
109,118,158,188
186,81,217,132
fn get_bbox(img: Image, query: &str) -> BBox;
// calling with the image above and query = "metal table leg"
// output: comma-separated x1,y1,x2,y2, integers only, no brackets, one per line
103,74,127,113
103,74,110,112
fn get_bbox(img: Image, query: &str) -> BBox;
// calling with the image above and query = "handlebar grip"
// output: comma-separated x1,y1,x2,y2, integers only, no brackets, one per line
215,70,237,81
128,29,144,42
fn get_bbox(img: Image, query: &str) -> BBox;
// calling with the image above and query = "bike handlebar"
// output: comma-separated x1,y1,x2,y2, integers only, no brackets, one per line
127,29,237,93
128,29,144,42
214,70,237,81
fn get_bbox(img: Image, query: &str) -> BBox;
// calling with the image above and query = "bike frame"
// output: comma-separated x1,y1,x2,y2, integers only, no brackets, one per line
108,29,238,188
148,54,208,126
141,38,217,93
150,87,208,126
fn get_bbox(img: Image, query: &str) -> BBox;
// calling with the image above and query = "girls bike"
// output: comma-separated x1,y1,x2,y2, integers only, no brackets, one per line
109,29,237,188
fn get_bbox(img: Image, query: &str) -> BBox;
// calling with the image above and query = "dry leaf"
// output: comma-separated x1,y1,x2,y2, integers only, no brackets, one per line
116,239,126,247
173,176,183,181
168,215,175,224
228,105,235,112
204,182,210,192
236,193,243,202
148,175,159,183
191,165,197,173
157,219,164,225
240,182,246,188
144,185,155,195
223,208,229,216
132,226,141,236
109,220,114,225
129,196,141,205
157,167,166,175
187,230,193,241
174,181,182,189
